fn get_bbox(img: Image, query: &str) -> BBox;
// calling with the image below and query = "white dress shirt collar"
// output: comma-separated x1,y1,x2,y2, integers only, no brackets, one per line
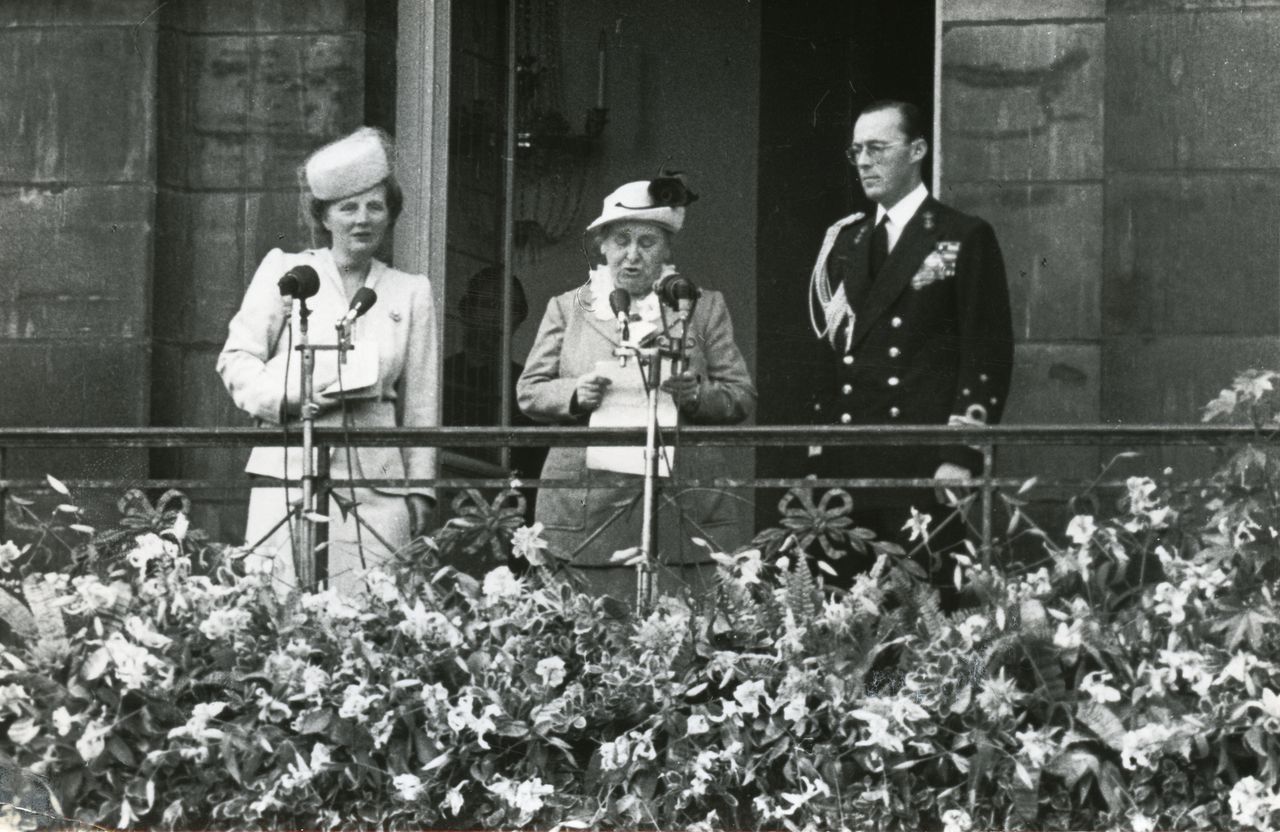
875,182,930,251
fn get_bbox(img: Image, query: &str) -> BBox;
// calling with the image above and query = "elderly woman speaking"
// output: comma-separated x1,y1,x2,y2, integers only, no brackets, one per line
518,179,756,603
217,127,438,594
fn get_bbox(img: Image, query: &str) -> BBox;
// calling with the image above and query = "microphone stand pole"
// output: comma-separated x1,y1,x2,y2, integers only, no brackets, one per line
613,333,662,614
295,298,318,592
637,347,662,614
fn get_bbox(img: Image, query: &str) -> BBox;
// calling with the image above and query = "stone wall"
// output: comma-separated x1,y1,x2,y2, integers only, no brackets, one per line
0,1,158,485
941,0,1280,481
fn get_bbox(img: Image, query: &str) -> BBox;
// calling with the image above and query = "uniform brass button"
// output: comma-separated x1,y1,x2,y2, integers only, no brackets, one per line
842,354,854,365
990,397,999,405
891,316,903,328
841,384,852,395
888,347,901,358
980,373,989,382
813,403,822,411
888,376,900,387
962,388,971,396
840,413,852,424
889,407,900,418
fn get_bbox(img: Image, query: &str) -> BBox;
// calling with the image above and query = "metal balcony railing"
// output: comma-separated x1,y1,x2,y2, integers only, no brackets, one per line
0,424,1267,549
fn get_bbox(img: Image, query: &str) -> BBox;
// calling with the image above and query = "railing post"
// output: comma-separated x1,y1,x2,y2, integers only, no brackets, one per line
981,441,994,567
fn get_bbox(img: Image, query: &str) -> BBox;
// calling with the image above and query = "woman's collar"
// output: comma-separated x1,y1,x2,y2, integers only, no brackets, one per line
586,264,676,322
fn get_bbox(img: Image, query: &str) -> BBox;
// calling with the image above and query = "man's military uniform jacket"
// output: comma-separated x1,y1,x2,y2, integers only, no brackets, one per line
807,194,1014,481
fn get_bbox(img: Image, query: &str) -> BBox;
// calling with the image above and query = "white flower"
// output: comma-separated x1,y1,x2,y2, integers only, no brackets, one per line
338,684,380,723
1238,688,1280,733
782,696,808,724
103,632,171,691
686,714,710,735
733,679,768,717
535,656,566,689
76,719,110,762
976,668,1024,721
393,773,424,801
0,684,31,716
902,507,932,543
850,709,904,754
198,607,252,641
398,601,462,646
1065,514,1096,545
1015,727,1058,768
169,513,190,542
125,615,172,649
444,781,466,815
52,706,75,736
1229,776,1280,830
168,701,227,741
0,541,22,572
1080,671,1122,704
487,776,554,817
481,566,523,602
511,523,550,566
599,735,630,771
1119,723,1177,770
941,808,973,832
1129,812,1158,832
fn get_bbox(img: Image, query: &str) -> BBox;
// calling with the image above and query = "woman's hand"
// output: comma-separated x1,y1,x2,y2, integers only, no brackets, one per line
573,373,612,413
406,494,435,538
661,371,702,413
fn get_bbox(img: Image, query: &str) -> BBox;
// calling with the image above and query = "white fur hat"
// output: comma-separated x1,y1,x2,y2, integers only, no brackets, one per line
304,127,392,201
586,180,686,234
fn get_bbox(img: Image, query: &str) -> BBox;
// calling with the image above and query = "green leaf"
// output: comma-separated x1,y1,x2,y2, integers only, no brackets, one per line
1044,748,1100,789
296,709,333,735
1076,701,1126,752
1213,605,1277,651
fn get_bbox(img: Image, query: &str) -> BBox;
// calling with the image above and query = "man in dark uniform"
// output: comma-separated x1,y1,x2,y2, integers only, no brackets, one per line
806,100,1013,598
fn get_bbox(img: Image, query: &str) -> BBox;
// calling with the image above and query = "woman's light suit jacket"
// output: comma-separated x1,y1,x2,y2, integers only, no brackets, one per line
217,247,438,497
517,284,756,565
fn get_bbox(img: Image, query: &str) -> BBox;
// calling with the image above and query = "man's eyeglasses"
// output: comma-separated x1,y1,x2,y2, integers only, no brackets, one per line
846,141,909,164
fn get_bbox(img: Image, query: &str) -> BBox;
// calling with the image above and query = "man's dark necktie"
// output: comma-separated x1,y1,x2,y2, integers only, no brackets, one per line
869,214,890,277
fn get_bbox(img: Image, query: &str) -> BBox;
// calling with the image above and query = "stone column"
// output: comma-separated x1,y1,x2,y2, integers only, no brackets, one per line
0,2,158,488
939,1,1106,483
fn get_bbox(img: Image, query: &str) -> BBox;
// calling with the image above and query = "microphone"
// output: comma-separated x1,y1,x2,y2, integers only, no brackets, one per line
608,288,632,334
338,287,378,328
609,288,632,366
278,265,320,300
657,273,700,315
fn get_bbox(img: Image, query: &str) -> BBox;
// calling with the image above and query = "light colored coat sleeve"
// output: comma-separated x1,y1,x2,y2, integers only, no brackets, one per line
216,248,298,424
517,293,583,423
685,290,756,425
398,277,439,494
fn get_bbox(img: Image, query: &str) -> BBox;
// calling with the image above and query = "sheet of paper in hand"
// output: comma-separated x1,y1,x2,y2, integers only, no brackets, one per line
317,340,381,401
586,358,677,476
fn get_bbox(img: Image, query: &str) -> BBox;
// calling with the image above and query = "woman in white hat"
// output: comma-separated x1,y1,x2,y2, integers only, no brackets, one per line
517,178,756,605
217,126,438,594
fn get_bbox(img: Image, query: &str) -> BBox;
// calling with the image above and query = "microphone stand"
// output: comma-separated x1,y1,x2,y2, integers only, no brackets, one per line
292,308,354,593
612,334,662,614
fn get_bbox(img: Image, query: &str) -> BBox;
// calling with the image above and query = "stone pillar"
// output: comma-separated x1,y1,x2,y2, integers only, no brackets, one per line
0,2,157,486
939,1,1106,483
1103,1,1280,475
942,1,1280,483
152,0,368,542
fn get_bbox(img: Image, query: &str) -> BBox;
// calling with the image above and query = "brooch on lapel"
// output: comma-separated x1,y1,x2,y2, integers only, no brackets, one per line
912,240,960,289
389,310,402,323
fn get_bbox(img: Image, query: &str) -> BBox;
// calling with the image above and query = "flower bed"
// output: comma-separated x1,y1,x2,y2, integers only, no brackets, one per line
1,372,1280,830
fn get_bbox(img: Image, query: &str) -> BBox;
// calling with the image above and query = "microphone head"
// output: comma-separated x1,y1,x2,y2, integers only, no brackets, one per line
351,286,377,313
658,273,699,308
608,288,632,317
280,265,320,299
